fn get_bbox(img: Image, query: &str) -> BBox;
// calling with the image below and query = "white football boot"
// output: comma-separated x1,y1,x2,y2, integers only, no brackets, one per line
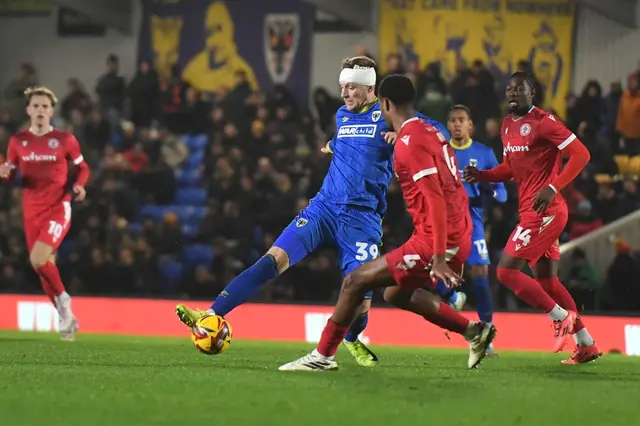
279,350,338,371
466,322,497,369
55,292,77,341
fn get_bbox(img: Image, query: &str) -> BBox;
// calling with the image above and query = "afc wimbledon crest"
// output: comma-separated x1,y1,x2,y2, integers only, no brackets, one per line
264,13,300,84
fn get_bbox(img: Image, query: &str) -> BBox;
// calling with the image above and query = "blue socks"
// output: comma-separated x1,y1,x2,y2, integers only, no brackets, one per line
211,254,278,316
434,280,457,304
472,275,493,323
344,312,369,343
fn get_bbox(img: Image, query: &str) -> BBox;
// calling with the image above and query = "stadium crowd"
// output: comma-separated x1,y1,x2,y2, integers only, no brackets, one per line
1,52,639,311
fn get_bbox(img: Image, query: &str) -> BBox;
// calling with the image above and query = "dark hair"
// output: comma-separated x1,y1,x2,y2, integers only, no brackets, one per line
378,74,415,107
511,71,535,90
341,56,377,69
449,104,472,119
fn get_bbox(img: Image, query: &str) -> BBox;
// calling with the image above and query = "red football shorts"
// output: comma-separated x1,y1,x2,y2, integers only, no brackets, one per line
24,201,72,252
503,209,568,265
385,234,471,292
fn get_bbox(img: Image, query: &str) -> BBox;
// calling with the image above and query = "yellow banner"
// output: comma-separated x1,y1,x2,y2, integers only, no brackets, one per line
379,0,574,115
0,0,51,16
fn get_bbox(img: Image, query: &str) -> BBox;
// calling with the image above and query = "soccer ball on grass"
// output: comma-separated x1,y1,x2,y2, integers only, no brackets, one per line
191,315,233,355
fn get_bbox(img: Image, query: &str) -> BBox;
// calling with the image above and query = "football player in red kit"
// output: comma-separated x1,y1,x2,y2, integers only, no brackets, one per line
0,87,90,341
464,72,601,364
279,74,496,372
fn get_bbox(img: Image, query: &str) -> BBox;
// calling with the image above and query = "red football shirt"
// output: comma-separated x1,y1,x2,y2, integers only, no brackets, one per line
501,107,576,215
393,117,470,253
6,128,85,218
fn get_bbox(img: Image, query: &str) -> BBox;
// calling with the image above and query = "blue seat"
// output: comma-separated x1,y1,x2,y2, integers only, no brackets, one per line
182,223,200,239
182,244,213,268
57,240,74,264
185,134,208,151
183,151,205,169
138,205,170,221
174,187,207,206
127,222,143,235
159,259,183,281
175,168,202,186
168,206,206,223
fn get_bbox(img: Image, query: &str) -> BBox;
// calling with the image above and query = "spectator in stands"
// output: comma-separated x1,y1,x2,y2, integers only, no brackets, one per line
569,199,603,240
606,238,640,311
95,54,126,128
604,81,623,148
595,178,620,224
181,87,210,135
61,78,92,121
313,87,341,136
563,248,601,310
616,73,640,155
383,53,404,78
614,179,640,218
84,109,110,156
416,63,452,125
577,80,604,133
128,60,159,127
470,59,500,131
4,62,36,125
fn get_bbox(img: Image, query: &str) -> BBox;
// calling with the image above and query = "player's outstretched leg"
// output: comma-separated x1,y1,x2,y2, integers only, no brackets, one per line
279,257,393,372
469,265,496,356
383,287,495,369
496,254,577,352
30,242,77,341
279,256,495,371
533,259,601,364
176,249,284,327
342,299,378,367
433,280,466,311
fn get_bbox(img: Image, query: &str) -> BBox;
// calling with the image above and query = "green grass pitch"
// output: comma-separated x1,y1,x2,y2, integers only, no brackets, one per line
0,331,638,426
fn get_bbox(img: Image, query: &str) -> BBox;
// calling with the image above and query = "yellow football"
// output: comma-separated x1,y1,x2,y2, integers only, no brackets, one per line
191,315,232,355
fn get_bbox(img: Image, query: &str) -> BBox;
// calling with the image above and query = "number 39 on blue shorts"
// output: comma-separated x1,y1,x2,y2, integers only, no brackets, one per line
273,201,383,299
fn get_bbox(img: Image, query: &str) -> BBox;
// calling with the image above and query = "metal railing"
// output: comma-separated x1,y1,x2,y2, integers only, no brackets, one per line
559,210,640,275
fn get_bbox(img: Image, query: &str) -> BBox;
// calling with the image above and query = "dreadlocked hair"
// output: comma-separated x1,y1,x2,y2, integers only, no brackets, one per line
510,71,535,90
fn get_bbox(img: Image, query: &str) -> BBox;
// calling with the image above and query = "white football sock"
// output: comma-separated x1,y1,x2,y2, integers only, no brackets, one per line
546,304,568,321
572,328,595,347
312,349,334,360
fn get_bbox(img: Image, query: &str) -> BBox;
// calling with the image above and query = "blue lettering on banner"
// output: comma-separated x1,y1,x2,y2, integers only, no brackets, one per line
337,124,377,138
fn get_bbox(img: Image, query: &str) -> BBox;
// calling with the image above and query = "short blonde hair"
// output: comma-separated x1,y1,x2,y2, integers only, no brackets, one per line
24,86,58,107
341,56,377,70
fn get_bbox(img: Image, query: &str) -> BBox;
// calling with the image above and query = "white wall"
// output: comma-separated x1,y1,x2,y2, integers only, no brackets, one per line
573,6,640,92
310,32,377,95
0,4,141,107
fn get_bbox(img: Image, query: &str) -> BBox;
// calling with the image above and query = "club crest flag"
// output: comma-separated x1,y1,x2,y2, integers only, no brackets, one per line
139,0,312,104
379,0,575,115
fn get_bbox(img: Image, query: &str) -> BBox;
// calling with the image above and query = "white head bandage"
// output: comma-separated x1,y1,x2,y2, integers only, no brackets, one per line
339,65,376,87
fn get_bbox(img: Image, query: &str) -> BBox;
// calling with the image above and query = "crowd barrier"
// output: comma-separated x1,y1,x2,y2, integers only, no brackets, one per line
1,295,639,355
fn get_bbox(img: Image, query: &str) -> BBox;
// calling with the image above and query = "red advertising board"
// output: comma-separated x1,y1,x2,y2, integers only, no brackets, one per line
1,294,639,355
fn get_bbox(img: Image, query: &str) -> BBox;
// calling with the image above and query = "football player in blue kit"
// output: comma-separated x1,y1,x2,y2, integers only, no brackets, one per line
435,105,507,355
175,56,450,365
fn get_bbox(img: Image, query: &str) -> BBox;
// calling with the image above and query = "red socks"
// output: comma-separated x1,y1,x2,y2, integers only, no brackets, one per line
317,318,349,357
36,263,66,303
39,277,57,305
537,277,585,332
424,302,470,334
496,268,557,313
